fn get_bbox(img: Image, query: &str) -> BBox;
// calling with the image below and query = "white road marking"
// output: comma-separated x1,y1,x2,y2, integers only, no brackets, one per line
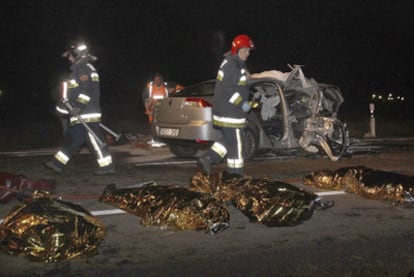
316,190,346,196
134,160,196,166
90,209,126,216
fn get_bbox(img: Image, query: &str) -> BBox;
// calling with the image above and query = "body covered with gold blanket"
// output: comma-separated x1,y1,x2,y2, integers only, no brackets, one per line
0,191,106,262
304,166,414,204
190,172,324,227
99,183,230,234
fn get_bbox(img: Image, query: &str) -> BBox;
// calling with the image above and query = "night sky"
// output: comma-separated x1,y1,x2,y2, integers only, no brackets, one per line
1,0,414,131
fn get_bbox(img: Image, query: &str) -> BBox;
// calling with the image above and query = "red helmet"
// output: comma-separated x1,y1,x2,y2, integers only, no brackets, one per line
231,34,255,55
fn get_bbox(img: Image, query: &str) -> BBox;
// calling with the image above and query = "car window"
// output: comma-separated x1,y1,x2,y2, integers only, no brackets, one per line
250,82,279,97
174,81,215,97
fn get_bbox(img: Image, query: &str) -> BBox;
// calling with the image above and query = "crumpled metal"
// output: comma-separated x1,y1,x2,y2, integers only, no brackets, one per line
0,191,106,262
190,172,319,226
99,182,230,234
303,166,414,205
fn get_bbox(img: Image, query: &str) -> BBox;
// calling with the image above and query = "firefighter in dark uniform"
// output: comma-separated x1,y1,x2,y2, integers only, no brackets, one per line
197,34,255,175
45,43,115,175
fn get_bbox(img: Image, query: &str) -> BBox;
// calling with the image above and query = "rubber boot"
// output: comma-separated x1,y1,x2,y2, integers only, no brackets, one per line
44,161,63,174
94,165,116,176
197,155,213,175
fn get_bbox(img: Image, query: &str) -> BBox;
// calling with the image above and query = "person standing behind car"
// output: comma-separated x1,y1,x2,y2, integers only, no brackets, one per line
143,73,169,147
197,34,255,176
143,73,169,124
45,42,115,175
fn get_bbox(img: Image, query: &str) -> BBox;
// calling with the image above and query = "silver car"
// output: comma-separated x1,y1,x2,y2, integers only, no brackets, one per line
151,80,221,158
152,66,349,161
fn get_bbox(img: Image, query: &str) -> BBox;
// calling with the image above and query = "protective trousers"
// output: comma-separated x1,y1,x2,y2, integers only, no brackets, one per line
51,123,113,170
206,126,245,175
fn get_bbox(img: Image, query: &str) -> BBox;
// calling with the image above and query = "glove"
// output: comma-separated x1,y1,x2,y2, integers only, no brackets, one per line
70,107,81,116
241,102,251,113
249,101,260,109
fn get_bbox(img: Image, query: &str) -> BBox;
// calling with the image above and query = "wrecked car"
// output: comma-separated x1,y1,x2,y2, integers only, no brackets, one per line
152,65,349,161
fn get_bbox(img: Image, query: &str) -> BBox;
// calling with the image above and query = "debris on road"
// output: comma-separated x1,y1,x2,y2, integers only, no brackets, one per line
0,173,56,203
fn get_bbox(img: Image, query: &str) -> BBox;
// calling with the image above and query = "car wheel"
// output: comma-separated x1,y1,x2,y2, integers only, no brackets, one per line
243,127,259,160
168,144,199,158
318,119,349,161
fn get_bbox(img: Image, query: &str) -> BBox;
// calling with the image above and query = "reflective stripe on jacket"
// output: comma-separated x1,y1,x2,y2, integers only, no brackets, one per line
148,81,169,100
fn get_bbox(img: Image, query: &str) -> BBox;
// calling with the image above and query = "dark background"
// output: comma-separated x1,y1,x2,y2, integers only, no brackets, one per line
1,0,413,147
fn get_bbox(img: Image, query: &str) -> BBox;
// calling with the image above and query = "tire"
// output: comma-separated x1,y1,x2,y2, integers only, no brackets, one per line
168,144,199,158
327,120,349,158
318,119,349,161
243,127,259,160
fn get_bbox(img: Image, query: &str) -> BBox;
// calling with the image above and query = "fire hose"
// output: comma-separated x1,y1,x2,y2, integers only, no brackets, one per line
0,185,100,200
0,178,304,201
0,180,156,201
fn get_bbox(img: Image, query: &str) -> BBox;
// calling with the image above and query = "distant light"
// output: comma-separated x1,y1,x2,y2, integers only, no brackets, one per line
370,90,409,103
77,44,87,51
0,89,3,96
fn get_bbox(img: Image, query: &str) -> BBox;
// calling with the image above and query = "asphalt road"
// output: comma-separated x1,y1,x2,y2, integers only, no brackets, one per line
1,140,414,276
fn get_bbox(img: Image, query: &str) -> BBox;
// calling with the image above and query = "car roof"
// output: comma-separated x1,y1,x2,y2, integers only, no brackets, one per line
173,78,284,97
248,78,282,86
173,79,216,97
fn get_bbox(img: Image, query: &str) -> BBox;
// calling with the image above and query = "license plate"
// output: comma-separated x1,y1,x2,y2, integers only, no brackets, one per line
159,128,179,137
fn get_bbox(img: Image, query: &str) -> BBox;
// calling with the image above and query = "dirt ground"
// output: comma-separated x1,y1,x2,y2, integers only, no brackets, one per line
1,140,414,276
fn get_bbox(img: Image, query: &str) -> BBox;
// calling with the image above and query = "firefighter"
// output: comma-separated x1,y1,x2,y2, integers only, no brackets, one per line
45,43,115,175
143,73,169,147
197,34,255,175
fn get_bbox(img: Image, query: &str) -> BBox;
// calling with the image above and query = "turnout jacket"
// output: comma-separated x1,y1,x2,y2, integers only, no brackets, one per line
212,53,249,128
65,58,102,125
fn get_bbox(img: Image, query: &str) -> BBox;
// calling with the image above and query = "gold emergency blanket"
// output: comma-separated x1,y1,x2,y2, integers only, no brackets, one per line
99,183,230,234
190,172,320,226
303,166,414,204
0,191,106,262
